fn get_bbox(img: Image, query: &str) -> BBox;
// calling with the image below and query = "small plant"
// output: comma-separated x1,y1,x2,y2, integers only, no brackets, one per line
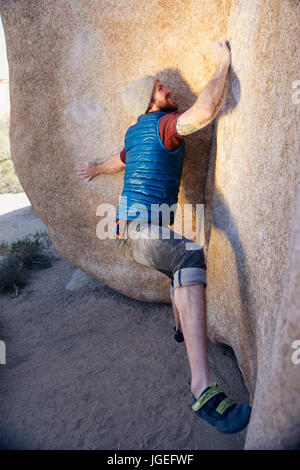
0,230,55,296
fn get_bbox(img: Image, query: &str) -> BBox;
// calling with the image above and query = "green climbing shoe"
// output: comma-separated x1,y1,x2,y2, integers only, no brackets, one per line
191,382,251,434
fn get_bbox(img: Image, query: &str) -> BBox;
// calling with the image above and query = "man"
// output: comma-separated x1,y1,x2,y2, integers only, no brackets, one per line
78,41,251,434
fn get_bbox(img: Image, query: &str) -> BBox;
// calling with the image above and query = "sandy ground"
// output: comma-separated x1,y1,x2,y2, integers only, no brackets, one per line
0,193,250,450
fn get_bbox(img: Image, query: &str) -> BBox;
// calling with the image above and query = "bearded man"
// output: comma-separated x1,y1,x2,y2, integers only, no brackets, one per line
78,40,251,434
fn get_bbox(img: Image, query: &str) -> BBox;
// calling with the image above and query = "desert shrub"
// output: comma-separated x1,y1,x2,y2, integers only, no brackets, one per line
0,230,54,296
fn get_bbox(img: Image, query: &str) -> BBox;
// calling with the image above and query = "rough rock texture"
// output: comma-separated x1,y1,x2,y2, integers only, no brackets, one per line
0,0,227,303
1,0,299,450
204,0,300,449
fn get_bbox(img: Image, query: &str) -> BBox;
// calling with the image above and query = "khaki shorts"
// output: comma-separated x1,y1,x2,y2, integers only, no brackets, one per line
114,220,206,295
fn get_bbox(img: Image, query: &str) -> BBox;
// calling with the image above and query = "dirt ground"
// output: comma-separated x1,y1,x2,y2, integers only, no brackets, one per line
0,194,250,449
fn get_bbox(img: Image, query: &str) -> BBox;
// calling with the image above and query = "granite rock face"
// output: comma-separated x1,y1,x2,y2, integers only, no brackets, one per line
1,0,299,449
0,0,224,303
204,0,300,449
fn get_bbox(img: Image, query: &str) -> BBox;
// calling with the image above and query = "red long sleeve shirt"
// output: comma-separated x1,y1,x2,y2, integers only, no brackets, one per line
116,111,184,226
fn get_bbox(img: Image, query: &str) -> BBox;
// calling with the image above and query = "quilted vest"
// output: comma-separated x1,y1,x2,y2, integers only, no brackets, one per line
116,111,185,226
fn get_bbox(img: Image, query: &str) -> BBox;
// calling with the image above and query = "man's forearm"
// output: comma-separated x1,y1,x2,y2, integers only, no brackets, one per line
194,63,229,122
95,153,125,175
176,62,230,136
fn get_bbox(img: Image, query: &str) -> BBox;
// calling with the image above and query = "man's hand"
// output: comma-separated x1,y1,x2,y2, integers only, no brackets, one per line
212,40,231,69
77,161,99,182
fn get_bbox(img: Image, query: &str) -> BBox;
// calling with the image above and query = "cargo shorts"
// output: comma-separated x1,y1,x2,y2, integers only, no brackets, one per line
114,219,207,295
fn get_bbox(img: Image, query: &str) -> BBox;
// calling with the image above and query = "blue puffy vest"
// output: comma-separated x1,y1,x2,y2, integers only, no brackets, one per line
116,111,185,226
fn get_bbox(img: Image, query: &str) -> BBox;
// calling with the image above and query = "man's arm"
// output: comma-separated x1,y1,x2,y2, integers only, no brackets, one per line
77,153,125,182
176,40,231,136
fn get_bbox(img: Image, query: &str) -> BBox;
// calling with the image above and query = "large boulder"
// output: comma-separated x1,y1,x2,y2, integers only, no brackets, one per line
1,0,299,449
0,0,224,302
204,0,300,449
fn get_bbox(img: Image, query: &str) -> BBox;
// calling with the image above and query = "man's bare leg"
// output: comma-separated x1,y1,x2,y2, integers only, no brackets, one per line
173,284,214,399
170,292,182,332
